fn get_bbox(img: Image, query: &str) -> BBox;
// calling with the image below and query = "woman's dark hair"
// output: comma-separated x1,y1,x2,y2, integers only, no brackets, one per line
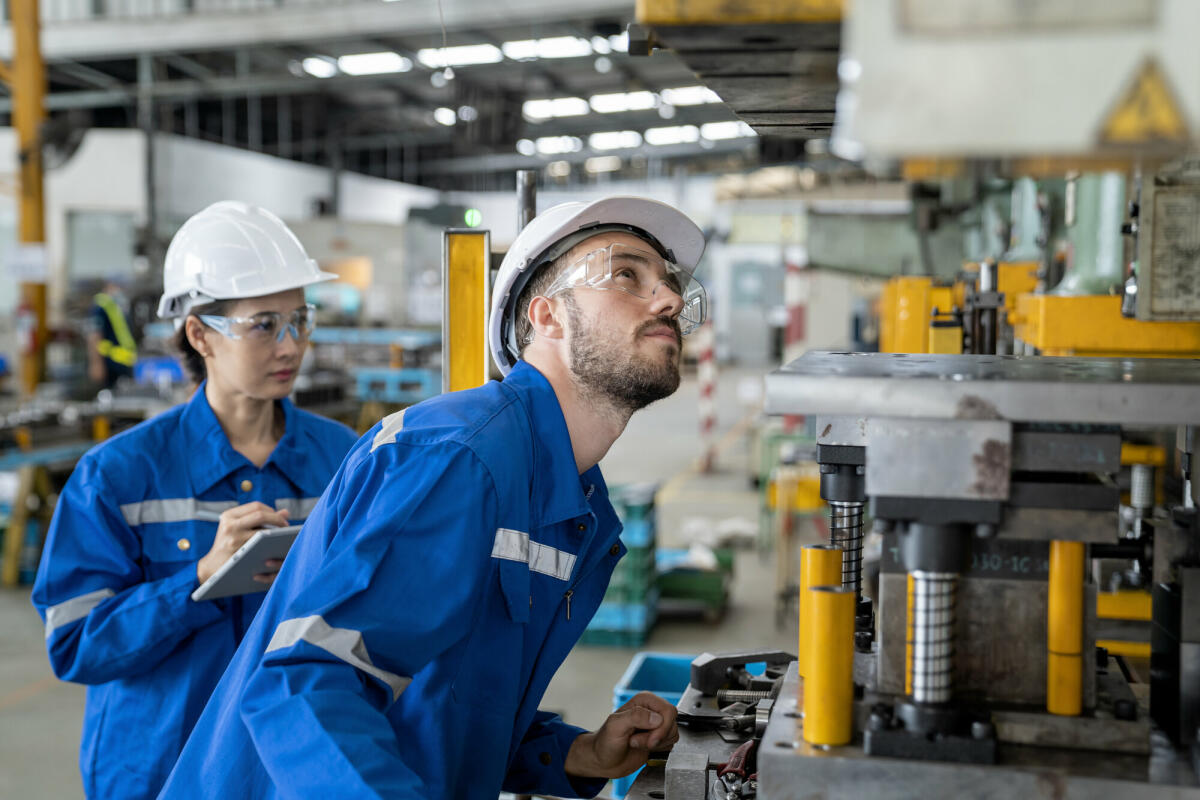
174,300,230,384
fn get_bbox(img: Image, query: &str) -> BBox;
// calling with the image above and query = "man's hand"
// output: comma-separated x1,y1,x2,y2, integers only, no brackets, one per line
196,502,290,585
563,692,679,779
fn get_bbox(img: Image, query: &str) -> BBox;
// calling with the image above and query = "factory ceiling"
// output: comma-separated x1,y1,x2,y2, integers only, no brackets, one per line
0,0,811,191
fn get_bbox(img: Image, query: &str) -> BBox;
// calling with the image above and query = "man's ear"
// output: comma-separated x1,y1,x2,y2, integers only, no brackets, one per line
527,295,566,341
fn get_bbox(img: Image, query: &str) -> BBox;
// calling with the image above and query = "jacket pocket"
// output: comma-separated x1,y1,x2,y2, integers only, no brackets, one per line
140,525,206,581
451,561,528,708
498,558,531,624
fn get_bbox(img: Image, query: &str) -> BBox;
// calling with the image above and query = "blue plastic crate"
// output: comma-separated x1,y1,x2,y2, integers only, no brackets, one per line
134,355,184,385
610,652,695,799
352,367,439,404
587,592,658,633
619,516,655,548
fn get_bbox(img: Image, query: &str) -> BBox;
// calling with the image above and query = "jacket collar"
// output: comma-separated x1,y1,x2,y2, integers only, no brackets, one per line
503,361,600,527
180,382,321,497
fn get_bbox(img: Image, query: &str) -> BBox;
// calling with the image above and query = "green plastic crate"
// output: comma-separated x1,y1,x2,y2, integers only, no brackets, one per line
609,482,657,523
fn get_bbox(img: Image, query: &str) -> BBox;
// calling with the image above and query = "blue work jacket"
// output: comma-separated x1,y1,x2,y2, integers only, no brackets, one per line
159,361,628,799
31,384,357,800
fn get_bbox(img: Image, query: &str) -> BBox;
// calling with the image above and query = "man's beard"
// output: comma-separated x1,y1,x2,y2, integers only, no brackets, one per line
565,293,682,413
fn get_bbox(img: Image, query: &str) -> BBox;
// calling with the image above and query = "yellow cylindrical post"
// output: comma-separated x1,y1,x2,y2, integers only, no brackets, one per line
442,229,491,392
803,585,855,746
905,572,914,696
1047,540,1085,716
12,0,48,395
92,414,111,442
799,544,842,680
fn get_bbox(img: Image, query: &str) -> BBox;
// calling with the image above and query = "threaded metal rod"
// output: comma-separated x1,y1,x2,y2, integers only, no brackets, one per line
1130,464,1154,511
829,501,865,600
716,689,773,705
909,570,956,705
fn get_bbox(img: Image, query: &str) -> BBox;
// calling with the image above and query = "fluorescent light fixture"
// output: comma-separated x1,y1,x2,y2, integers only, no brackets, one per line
661,85,722,106
416,44,503,69
589,130,642,151
588,91,657,114
547,160,571,177
523,97,589,121
434,107,457,126
608,32,628,53
536,136,583,155
591,36,612,55
302,57,337,78
700,121,757,140
502,36,592,60
337,51,412,76
516,139,537,156
585,155,622,173
644,125,700,146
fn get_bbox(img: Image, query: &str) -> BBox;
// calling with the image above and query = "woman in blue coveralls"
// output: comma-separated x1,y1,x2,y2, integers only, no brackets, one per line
31,201,359,800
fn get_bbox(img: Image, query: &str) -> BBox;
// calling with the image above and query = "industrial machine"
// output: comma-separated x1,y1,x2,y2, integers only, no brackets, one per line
627,354,1200,798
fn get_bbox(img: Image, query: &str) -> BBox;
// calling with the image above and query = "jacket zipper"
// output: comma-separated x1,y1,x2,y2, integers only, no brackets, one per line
563,590,573,621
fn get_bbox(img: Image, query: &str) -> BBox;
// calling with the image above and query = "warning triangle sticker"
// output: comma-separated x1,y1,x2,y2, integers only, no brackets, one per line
1100,58,1190,146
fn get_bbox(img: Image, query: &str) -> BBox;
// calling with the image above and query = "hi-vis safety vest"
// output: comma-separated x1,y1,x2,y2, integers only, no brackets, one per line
94,292,137,367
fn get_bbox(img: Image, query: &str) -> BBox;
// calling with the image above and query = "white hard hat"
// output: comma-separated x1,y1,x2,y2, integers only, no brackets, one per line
488,196,705,375
157,201,337,319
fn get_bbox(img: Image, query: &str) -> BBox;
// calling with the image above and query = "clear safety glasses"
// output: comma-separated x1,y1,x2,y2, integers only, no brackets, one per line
199,303,317,345
542,243,707,335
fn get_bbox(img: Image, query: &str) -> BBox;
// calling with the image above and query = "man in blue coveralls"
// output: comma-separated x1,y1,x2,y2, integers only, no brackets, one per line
160,196,711,799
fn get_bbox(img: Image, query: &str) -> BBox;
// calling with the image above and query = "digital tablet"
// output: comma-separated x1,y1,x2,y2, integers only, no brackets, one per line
190,525,302,602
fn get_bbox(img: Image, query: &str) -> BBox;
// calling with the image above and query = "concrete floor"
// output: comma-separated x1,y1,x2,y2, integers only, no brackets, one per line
0,366,807,798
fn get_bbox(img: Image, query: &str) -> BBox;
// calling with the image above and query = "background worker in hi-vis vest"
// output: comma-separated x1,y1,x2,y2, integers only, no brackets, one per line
87,277,137,389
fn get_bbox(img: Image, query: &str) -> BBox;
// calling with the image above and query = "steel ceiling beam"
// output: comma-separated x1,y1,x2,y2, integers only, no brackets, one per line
0,0,635,61
420,136,757,175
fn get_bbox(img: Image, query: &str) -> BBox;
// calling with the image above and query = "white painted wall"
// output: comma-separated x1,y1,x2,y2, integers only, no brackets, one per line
0,128,146,330
0,128,442,364
448,174,720,251
339,171,440,225
156,134,439,226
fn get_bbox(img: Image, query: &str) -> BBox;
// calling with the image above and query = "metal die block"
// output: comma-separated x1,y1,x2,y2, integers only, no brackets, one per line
766,352,1200,426
663,749,709,800
997,508,1121,543
876,573,1050,706
759,664,1191,800
1009,478,1119,511
816,415,868,448
1011,429,1122,473
866,418,1011,501
878,537,1094,709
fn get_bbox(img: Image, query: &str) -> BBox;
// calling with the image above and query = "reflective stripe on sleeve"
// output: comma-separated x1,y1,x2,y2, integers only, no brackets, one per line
491,528,577,581
44,588,116,639
265,615,412,703
370,409,407,453
274,497,321,520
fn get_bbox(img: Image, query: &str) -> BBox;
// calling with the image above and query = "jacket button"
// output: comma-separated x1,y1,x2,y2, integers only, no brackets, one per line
577,523,586,532
177,538,191,551
610,543,620,556
240,479,253,492
538,752,552,766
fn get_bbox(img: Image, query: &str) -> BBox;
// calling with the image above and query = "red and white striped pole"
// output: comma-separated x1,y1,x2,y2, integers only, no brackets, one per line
698,318,717,473
782,258,808,432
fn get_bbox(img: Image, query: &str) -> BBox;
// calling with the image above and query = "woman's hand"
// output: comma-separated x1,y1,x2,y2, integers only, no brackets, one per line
196,502,290,585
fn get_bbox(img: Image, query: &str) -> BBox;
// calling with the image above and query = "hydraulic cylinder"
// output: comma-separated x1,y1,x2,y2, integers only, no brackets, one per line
1047,540,1085,716
799,544,843,680
803,585,856,746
